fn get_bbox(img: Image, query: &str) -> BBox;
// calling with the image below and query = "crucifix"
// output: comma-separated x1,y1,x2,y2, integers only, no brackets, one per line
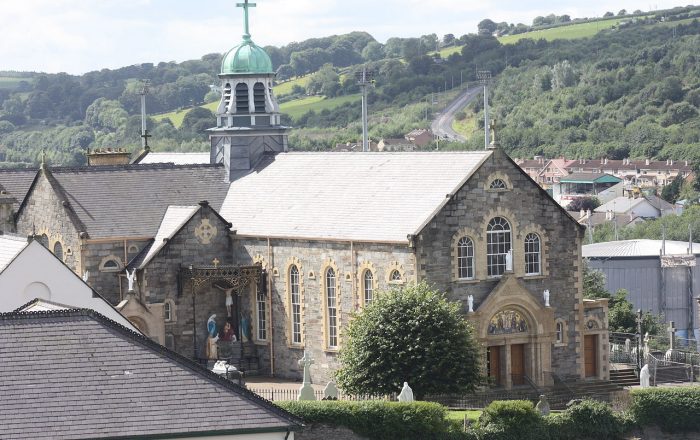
298,349,316,400
668,321,677,351
236,0,257,37
212,257,220,268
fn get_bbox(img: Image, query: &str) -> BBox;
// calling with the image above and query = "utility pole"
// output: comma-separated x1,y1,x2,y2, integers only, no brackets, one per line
356,68,374,152
477,70,491,149
139,79,151,150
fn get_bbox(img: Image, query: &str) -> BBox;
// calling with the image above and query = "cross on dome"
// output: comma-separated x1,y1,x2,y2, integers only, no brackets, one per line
236,0,257,38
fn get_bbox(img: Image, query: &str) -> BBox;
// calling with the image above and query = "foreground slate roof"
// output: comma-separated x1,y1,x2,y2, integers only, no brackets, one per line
136,151,211,165
0,309,302,439
28,163,229,238
583,239,700,258
221,151,492,242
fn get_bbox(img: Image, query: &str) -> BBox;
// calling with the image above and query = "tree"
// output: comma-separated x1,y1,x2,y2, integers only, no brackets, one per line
478,18,497,35
567,196,600,211
618,9,627,16
335,282,482,398
661,173,684,203
442,33,455,46
603,11,614,17
361,41,385,61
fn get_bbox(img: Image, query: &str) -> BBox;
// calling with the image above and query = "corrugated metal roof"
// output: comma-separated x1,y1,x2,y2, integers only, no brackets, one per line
138,152,210,165
0,235,28,273
221,151,492,242
583,239,700,258
137,206,199,269
560,173,621,184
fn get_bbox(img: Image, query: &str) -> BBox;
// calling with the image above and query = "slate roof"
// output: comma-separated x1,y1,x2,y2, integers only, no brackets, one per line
137,205,199,269
583,239,700,258
24,163,229,238
595,195,674,215
221,151,492,242
136,152,211,165
0,234,28,272
0,167,38,211
0,309,302,439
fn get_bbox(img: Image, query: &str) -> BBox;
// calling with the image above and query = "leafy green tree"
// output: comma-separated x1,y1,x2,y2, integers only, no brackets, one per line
661,174,684,203
567,196,600,211
361,41,385,61
335,282,482,399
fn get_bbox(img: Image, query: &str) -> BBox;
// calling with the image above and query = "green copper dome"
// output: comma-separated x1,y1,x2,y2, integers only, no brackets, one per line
221,36,273,75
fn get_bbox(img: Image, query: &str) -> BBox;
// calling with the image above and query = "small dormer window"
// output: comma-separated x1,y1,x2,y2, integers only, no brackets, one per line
489,179,507,190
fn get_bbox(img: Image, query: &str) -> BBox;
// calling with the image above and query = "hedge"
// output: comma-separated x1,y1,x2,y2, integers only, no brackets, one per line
545,399,628,440
478,400,549,440
277,400,461,440
630,387,700,433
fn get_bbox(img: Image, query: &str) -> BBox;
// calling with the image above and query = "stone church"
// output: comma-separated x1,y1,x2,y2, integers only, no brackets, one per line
0,5,609,388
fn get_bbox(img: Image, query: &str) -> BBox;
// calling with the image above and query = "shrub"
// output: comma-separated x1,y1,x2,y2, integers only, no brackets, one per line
478,400,548,440
630,387,700,432
276,400,461,440
546,399,624,439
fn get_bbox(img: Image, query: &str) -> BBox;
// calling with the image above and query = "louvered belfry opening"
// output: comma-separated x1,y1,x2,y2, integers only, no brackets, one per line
235,83,249,113
253,82,266,113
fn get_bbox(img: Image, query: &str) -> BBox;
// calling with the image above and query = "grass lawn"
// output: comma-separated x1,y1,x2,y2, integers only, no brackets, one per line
452,111,479,140
499,17,628,44
274,75,312,96
446,410,481,423
280,94,360,119
0,76,30,90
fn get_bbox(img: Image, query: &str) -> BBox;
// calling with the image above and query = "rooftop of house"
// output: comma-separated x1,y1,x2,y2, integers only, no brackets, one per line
135,152,211,165
559,173,622,184
583,239,700,258
595,195,674,214
221,151,492,242
0,308,302,439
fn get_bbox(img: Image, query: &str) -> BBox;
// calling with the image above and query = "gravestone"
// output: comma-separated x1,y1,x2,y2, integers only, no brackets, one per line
535,394,550,415
323,381,338,400
298,350,316,401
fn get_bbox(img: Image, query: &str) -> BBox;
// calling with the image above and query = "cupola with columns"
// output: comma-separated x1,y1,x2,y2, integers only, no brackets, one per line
209,0,288,182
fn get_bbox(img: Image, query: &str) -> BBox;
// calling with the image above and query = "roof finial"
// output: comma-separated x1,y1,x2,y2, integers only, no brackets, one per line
236,0,257,39
40,149,47,169
488,119,499,149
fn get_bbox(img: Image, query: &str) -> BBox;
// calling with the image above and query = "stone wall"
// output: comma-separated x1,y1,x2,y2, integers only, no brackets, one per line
232,237,415,383
141,204,235,360
15,170,80,272
81,239,150,304
416,148,585,380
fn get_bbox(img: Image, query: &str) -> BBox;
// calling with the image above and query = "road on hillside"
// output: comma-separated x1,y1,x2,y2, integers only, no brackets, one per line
431,86,483,142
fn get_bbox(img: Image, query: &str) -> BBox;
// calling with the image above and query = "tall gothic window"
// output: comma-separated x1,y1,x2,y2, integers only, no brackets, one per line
524,233,541,275
253,82,266,113
363,270,374,305
289,265,301,344
325,268,338,349
487,217,511,277
235,83,249,112
556,321,564,343
53,242,63,261
457,237,474,279
256,286,267,341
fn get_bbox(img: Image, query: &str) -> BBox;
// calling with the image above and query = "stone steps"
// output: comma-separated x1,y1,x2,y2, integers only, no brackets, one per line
610,368,639,387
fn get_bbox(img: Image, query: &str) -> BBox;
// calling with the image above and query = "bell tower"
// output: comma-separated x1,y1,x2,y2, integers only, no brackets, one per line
209,0,288,182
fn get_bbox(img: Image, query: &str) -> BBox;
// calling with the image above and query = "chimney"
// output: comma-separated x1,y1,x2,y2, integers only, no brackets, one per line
646,159,650,166
86,147,131,166
605,158,608,165
601,158,605,164
670,159,673,166
580,209,585,217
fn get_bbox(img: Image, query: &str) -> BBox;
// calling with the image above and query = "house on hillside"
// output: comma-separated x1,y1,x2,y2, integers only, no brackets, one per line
404,128,434,147
594,195,676,220
553,173,622,206
377,138,417,151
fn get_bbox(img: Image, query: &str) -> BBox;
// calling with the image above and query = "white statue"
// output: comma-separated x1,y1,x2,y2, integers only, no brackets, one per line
82,270,89,282
640,363,650,388
467,295,474,313
398,382,414,402
225,289,234,317
126,268,137,292
543,289,550,307
505,249,513,272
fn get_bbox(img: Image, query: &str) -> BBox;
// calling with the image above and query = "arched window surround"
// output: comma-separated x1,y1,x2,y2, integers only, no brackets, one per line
284,257,304,348
486,216,512,277
321,259,341,351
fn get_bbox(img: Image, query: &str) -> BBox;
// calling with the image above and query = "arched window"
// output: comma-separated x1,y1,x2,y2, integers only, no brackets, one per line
53,242,63,261
256,285,267,341
289,265,301,344
390,269,402,282
363,270,374,305
164,301,172,322
235,83,249,112
223,83,232,112
489,179,507,190
556,321,564,343
325,268,338,349
253,82,266,113
457,237,474,279
99,256,123,272
487,217,511,277
524,233,541,275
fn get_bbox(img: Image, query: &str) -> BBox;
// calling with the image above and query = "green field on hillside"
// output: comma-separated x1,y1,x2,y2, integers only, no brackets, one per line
154,93,361,128
498,17,628,44
274,75,312,96
0,76,31,90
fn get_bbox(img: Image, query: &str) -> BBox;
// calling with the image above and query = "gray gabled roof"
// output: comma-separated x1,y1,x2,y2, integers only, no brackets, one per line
0,234,28,272
0,167,38,211
136,152,211,165
29,163,229,238
137,205,199,269
0,309,302,439
220,151,492,242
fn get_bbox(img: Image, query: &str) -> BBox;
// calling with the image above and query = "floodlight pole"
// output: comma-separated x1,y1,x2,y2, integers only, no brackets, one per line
477,70,491,149
139,80,150,149
357,68,372,152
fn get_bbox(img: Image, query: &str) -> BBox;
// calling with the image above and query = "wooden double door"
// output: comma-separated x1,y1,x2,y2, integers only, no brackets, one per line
584,335,598,377
488,344,526,387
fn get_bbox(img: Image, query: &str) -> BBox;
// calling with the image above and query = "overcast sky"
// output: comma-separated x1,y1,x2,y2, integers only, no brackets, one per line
0,0,687,74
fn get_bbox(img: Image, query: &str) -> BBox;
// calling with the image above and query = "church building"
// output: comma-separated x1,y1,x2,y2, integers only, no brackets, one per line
0,4,609,389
